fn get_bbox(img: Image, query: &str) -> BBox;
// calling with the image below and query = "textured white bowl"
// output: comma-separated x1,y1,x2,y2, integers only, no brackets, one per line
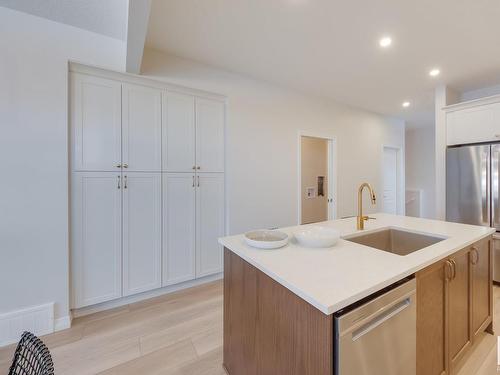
294,226,340,248
244,230,289,249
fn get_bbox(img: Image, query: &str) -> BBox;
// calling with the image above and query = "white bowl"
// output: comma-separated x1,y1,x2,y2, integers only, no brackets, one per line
244,230,289,249
294,226,340,248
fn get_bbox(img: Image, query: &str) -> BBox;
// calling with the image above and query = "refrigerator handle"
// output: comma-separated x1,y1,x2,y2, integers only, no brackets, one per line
492,148,499,229
483,149,490,225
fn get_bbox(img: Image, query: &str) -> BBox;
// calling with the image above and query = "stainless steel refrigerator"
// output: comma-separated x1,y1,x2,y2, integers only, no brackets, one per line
446,143,500,282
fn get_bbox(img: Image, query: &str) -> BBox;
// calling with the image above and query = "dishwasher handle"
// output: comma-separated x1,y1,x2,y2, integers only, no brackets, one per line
351,298,411,341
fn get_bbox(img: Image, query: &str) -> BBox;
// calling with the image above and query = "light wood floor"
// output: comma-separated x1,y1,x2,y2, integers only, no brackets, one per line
0,281,499,374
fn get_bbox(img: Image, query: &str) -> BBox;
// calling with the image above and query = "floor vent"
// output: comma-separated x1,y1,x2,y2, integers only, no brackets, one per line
0,303,54,347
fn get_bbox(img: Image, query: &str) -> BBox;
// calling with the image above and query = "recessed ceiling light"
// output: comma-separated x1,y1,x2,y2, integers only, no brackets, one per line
429,68,441,77
402,101,411,108
379,37,392,48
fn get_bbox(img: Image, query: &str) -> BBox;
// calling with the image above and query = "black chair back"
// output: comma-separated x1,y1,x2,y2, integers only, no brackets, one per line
8,332,54,375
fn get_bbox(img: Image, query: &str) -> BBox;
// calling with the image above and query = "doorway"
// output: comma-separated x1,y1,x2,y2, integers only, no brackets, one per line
383,146,404,215
298,132,337,225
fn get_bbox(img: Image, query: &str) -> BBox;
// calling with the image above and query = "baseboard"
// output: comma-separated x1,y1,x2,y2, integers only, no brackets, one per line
54,315,72,332
0,303,55,347
72,273,223,318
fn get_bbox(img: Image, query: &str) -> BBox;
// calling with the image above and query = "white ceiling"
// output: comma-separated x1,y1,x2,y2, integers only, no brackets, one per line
146,0,500,127
0,0,128,40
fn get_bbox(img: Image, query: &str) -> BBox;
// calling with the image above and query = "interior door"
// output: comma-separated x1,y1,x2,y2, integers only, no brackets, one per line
71,73,122,171
448,250,472,370
446,145,490,226
72,172,122,308
196,173,225,277
383,147,398,214
162,173,196,286
122,172,162,296
195,98,225,172
122,83,162,171
162,91,196,172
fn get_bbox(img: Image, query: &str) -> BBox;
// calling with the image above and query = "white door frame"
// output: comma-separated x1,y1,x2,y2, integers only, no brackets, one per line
297,131,338,225
382,145,405,215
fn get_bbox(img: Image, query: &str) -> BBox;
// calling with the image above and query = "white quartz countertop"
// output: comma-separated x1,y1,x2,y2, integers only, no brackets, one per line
219,214,495,315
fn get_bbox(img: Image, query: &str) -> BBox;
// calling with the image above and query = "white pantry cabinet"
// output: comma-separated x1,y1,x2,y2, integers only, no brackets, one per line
122,173,162,296
162,92,196,172
196,173,225,277
72,75,163,172
122,84,162,171
195,98,225,173
446,100,500,146
162,93,225,173
72,172,122,308
162,173,196,285
70,64,225,310
71,74,122,171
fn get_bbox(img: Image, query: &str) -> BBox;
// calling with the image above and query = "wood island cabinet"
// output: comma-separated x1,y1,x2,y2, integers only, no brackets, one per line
471,237,493,339
224,235,492,375
416,236,493,375
223,249,333,375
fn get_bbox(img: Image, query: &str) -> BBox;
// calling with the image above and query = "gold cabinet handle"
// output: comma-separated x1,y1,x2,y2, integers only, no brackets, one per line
117,175,121,189
192,166,196,170
124,175,128,189
116,164,122,168
445,260,453,281
197,166,201,170
197,176,200,187
471,247,479,265
123,163,128,169
192,175,195,187
451,259,457,280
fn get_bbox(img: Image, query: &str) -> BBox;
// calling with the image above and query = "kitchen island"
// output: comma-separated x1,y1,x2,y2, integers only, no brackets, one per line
219,214,495,375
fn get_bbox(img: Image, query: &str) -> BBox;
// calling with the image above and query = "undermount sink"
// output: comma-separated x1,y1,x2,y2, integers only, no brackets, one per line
344,227,446,256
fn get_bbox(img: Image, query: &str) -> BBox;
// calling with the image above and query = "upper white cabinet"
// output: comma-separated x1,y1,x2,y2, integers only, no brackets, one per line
446,100,500,146
196,173,225,277
71,74,122,171
162,94,225,172
72,172,122,308
162,173,196,285
122,173,162,296
122,84,162,171
162,92,196,172
196,98,225,172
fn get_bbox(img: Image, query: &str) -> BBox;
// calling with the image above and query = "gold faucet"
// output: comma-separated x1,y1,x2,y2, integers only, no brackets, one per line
357,182,377,230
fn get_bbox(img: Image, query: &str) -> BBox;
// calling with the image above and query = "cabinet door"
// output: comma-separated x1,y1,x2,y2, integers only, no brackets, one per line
196,173,225,277
122,84,162,171
71,73,122,171
447,102,500,146
72,172,122,308
195,98,225,172
416,259,448,375
448,249,472,370
162,173,196,285
162,91,196,172
471,237,493,338
122,172,162,296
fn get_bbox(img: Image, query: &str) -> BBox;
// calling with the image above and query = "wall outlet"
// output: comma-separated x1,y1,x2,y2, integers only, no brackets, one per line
306,187,316,199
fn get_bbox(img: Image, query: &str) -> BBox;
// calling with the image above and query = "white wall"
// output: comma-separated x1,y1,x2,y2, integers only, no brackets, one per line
0,8,125,323
405,127,436,219
460,84,500,102
142,49,405,234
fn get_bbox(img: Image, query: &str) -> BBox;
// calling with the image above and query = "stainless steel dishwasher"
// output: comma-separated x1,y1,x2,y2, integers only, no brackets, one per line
335,278,416,375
